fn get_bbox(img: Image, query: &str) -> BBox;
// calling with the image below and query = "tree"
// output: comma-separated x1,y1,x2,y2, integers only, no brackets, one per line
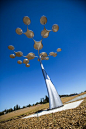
23,106,26,108
0,112,4,116
18,106,20,109
35,102,39,105
14,106,16,111
13,105,20,110
45,95,49,102
27,104,31,107
15,105,19,110
40,98,43,104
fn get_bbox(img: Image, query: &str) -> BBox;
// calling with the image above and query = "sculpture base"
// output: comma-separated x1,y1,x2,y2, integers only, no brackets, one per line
22,100,83,119
47,104,64,111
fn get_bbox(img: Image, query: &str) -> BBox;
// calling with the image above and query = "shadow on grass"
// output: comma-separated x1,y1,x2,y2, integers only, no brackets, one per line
34,109,45,113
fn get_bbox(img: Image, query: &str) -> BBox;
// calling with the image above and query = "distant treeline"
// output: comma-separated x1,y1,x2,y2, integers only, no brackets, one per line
0,91,86,116
59,93,78,97
0,95,49,116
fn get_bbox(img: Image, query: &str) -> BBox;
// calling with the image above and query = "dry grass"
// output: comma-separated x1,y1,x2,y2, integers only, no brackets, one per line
0,97,86,129
0,104,49,122
0,91,86,129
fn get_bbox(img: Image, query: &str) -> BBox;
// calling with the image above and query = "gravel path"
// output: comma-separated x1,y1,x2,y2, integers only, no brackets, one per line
65,94,86,103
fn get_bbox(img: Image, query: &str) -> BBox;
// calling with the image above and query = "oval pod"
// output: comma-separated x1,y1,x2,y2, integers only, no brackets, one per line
8,45,15,50
26,64,30,67
40,16,47,25
16,28,23,35
10,54,15,58
17,60,22,64
52,24,59,32
23,16,31,25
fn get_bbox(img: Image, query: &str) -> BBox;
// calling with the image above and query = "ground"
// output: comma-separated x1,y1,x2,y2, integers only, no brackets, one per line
0,92,86,129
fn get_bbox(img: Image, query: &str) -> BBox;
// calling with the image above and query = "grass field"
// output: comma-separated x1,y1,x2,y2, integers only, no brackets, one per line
0,92,86,128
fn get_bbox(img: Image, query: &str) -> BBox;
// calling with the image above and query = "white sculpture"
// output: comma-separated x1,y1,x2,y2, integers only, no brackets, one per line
8,15,63,110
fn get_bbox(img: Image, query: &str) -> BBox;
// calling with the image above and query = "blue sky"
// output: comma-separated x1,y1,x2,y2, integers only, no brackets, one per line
0,0,86,111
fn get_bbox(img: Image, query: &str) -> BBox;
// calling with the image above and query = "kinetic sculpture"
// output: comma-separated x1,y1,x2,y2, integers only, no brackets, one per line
8,16,63,109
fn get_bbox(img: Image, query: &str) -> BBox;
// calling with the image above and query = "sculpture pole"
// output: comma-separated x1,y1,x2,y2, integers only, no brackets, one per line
39,56,63,109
